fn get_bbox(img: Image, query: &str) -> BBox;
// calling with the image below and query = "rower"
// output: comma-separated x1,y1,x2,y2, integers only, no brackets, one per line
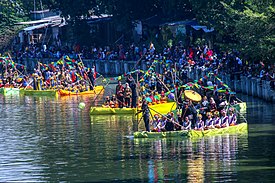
213,111,221,128
141,97,150,132
165,113,175,131
152,114,161,132
195,114,204,130
182,116,192,130
228,108,237,126
220,110,229,128
204,112,214,130
102,96,111,107
110,95,118,108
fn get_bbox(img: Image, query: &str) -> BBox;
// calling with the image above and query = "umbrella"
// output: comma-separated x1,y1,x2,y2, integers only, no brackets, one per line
184,90,202,102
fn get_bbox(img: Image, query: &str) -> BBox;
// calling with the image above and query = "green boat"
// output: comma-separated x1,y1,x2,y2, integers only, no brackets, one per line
0,88,20,95
19,89,58,97
134,123,247,138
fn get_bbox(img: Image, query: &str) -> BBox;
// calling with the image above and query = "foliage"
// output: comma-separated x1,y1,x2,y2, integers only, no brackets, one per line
0,0,27,50
190,0,275,63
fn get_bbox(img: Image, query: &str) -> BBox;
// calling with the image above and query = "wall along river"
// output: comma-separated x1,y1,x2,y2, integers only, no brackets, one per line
0,85,275,182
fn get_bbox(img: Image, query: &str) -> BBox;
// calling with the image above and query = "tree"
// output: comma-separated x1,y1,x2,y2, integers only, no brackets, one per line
0,0,27,51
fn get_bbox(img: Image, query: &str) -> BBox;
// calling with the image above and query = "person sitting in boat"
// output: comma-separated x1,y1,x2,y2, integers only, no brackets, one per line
110,95,118,108
204,112,214,130
159,115,168,132
165,113,175,131
160,91,167,103
124,83,132,108
154,92,161,104
228,108,237,126
182,116,192,130
195,114,204,130
220,110,229,128
213,111,221,128
152,114,161,132
102,96,111,107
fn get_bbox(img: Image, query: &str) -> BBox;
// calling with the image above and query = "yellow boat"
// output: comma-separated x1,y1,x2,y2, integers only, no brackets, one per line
19,86,104,97
59,86,104,96
90,102,177,115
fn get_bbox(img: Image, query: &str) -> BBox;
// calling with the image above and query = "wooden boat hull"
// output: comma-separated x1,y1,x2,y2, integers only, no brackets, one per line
59,86,104,96
0,88,20,95
134,123,248,138
90,102,177,115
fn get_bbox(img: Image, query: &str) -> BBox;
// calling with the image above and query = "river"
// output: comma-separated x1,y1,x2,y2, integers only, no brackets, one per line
0,87,275,182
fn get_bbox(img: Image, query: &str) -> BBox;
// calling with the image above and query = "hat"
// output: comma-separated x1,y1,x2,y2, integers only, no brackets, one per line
206,112,212,116
221,110,226,114
214,111,220,116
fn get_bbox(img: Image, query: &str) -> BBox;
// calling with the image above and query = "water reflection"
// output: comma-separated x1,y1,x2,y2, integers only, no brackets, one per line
0,92,275,182
134,134,248,182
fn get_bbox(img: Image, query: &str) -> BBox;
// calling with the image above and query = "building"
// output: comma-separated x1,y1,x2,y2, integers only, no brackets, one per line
16,9,66,47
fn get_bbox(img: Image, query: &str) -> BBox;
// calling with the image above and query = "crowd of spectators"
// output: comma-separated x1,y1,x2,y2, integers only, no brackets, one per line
8,41,275,89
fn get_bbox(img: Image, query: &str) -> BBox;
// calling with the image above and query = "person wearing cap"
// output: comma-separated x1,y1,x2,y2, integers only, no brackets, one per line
213,111,221,128
220,110,229,128
195,114,204,130
204,112,214,130
228,108,237,126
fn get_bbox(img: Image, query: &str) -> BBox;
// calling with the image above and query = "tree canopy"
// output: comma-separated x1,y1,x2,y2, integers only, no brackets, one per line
0,0,274,62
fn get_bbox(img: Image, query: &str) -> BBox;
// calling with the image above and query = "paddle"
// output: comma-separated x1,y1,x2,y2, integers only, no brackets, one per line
148,106,183,128
92,80,110,104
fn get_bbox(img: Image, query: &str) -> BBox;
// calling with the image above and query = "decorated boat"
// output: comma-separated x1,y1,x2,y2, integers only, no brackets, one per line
0,87,20,95
19,85,104,97
19,89,58,97
134,123,247,138
59,86,104,96
90,102,177,115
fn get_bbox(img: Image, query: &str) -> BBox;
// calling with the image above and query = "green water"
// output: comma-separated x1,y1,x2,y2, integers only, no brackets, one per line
0,90,275,182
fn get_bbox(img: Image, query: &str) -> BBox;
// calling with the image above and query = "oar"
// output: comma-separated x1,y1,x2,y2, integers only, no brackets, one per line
148,106,183,128
229,103,248,123
92,80,110,104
